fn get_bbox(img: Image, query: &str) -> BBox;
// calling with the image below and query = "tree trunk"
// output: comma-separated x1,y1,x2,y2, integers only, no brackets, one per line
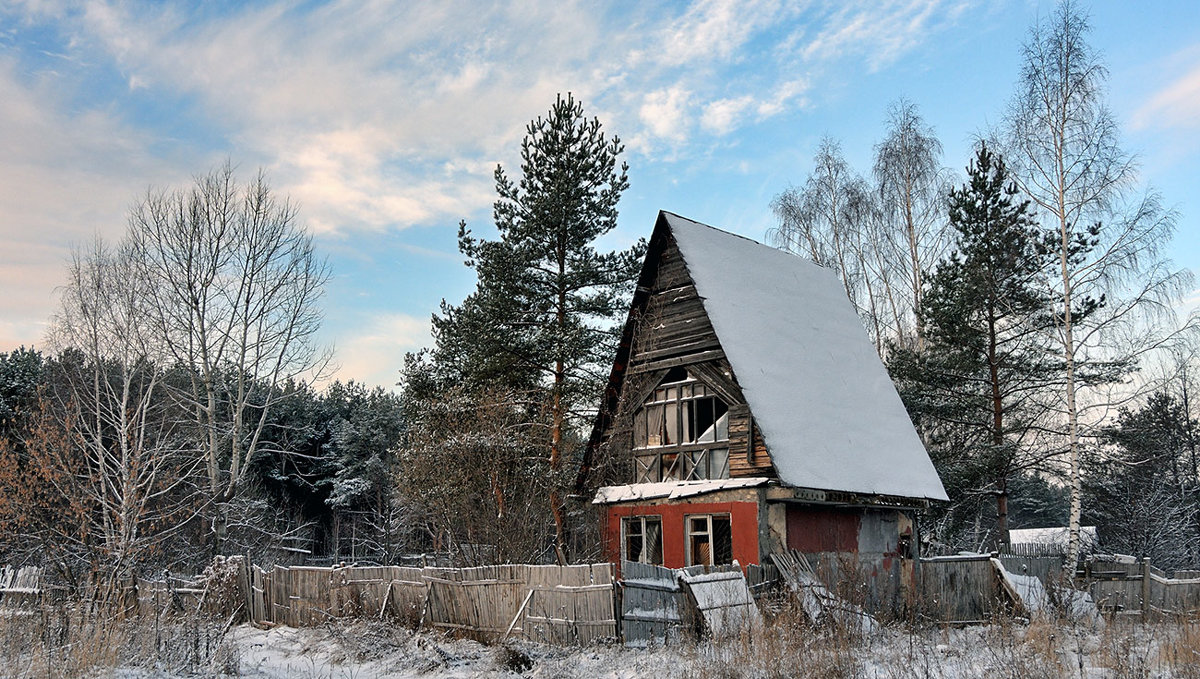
987,300,1009,550
1060,208,1083,571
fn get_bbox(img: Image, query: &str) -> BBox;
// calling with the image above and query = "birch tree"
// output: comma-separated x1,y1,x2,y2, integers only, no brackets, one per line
42,240,199,576
769,139,883,345
873,99,951,348
127,164,330,554
1001,1,1195,566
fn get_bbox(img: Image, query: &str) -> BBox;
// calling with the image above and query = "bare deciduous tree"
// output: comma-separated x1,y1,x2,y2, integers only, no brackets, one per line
769,138,884,345
127,164,330,554
1001,0,1196,566
44,240,200,577
873,99,951,348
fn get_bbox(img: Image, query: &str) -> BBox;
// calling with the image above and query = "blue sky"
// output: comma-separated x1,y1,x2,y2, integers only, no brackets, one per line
2,1,1198,389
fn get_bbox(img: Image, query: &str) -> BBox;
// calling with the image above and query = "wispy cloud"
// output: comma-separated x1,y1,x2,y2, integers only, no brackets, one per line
333,312,433,390
0,0,987,378
790,0,971,71
1132,60,1200,132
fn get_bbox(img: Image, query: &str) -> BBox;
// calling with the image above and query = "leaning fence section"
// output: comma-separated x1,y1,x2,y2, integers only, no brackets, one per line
620,561,687,645
243,562,617,643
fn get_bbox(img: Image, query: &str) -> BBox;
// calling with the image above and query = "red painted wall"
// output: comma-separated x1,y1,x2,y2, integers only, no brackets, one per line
604,501,759,576
785,506,861,553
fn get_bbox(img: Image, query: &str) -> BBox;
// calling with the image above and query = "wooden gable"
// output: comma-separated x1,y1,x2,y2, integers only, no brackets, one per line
587,215,774,485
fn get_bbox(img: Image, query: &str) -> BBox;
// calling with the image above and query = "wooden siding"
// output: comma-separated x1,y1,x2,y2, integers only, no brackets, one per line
629,237,720,363
605,233,775,481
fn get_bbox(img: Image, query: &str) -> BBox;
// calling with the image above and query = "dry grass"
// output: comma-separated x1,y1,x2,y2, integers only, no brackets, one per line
14,591,1200,677
681,606,1200,679
0,599,237,678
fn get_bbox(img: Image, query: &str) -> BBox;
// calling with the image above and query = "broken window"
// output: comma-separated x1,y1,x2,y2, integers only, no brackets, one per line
623,515,663,565
686,514,733,566
631,369,731,482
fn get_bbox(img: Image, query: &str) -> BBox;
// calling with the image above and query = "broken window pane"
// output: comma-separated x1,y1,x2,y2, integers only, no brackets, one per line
687,514,732,566
710,448,730,479
713,516,733,565
635,454,659,483
623,516,663,565
661,452,680,481
644,518,663,565
696,397,716,443
683,449,707,480
624,518,643,563
688,516,711,566
631,371,733,483
664,401,678,445
646,404,664,447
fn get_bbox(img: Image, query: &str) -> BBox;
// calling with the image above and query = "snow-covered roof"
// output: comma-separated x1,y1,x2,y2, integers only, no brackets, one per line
593,478,770,504
662,212,948,502
1009,526,1099,550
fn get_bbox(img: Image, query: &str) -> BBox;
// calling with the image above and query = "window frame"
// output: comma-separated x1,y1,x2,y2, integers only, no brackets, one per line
631,369,731,483
621,515,664,566
685,513,733,567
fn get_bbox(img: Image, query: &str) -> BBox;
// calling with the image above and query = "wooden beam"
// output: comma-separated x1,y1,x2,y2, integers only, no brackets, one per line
629,348,725,372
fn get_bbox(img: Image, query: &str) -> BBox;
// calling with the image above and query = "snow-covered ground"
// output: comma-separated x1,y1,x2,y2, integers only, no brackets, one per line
211,622,683,678
95,617,1200,679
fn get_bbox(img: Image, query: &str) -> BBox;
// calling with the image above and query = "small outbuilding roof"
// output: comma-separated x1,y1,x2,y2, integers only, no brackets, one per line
662,212,948,502
1009,526,1099,551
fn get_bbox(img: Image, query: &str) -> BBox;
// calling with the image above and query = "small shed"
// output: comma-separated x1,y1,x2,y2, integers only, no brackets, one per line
590,212,947,602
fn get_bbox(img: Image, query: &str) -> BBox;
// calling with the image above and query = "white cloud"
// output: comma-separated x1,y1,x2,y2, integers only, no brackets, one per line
640,85,692,143
332,312,433,390
793,0,968,71
656,0,786,68
701,95,755,135
757,79,810,118
0,56,186,352
1132,62,1200,132
0,0,979,354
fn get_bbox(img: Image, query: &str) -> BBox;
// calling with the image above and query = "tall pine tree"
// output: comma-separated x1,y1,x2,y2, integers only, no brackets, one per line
428,94,641,562
891,144,1056,549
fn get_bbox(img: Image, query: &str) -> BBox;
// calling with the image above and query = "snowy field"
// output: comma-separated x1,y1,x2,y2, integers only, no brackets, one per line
20,616,1193,679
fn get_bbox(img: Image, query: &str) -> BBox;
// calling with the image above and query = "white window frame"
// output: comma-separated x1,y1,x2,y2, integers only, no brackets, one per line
685,513,733,567
622,515,664,565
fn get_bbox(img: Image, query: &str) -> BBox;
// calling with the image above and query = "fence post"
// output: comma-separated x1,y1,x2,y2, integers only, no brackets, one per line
1141,557,1151,620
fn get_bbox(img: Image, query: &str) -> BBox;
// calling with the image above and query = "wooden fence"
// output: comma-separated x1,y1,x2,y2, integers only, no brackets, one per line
36,551,1200,643
244,562,617,643
917,554,1005,623
1086,556,1200,618
620,561,687,645
0,566,41,610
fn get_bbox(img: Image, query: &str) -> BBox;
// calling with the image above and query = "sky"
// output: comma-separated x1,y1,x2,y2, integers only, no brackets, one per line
2,0,1199,390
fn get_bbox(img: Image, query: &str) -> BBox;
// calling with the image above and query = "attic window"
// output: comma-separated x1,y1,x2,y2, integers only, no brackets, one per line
632,370,730,483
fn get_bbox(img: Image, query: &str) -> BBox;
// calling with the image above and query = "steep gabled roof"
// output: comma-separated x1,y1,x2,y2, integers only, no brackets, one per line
660,212,947,502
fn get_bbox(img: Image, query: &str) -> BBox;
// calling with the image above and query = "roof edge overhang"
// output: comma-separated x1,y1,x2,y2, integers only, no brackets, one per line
766,484,936,510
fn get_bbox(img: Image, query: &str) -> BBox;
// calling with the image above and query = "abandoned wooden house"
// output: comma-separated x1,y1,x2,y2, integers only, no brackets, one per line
591,212,948,587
